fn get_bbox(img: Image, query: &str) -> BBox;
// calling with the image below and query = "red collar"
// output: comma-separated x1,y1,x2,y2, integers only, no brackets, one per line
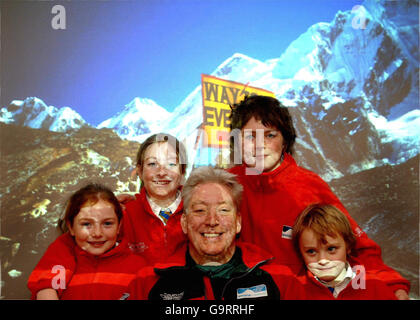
230,153,296,191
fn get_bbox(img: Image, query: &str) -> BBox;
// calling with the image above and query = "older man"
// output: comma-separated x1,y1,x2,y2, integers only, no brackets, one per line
127,166,285,300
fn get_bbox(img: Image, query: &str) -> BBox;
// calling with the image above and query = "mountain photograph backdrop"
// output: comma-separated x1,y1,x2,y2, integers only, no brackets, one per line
1,0,419,299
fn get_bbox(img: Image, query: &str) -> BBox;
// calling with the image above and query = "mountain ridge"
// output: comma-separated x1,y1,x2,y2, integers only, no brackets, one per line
1,0,418,181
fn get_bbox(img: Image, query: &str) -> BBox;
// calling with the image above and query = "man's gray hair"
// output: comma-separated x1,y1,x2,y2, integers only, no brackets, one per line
182,166,243,213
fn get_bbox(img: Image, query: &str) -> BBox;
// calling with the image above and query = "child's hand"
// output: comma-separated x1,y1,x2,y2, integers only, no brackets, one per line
117,193,136,210
36,288,59,300
394,289,409,300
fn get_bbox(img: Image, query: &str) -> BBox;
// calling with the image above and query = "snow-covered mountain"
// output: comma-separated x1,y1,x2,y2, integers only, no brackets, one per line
97,97,171,142
0,97,88,132
158,0,419,180
2,0,418,181
2,0,418,299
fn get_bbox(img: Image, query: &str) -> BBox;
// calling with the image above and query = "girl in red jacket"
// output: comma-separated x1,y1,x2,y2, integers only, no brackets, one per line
121,133,188,262
279,204,396,300
228,95,409,299
28,133,188,298
28,183,146,299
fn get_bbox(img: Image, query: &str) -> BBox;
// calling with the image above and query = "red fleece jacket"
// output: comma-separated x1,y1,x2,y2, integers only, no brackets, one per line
27,188,187,298
27,233,146,299
122,188,187,263
278,264,397,300
228,153,410,294
127,242,289,300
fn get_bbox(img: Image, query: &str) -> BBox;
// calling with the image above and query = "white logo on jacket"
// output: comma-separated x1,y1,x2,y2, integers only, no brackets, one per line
237,284,268,299
282,225,293,239
160,292,184,300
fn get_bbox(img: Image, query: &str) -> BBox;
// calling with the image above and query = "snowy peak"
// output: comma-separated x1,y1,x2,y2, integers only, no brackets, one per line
159,0,418,178
97,97,171,142
0,97,88,132
2,0,417,181
271,22,332,82
213,53,273,84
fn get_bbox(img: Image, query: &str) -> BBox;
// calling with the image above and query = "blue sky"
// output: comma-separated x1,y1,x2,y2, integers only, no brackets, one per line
2,0,362,125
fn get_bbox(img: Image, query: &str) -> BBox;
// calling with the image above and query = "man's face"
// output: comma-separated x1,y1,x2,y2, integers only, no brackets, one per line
181,182,241,265
241,116,285,173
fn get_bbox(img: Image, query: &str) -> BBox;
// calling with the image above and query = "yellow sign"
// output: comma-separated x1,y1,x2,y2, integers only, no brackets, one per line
201,74,275,148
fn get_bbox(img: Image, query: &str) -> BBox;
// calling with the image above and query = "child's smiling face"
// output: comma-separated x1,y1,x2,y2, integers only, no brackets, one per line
137,141,182,207
68,199,121,256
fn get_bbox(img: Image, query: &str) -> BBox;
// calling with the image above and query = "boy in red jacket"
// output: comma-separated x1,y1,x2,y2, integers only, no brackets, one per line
228,95,410,299
280,204,397,300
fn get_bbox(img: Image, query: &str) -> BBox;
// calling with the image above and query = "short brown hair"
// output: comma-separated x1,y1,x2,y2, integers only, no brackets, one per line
229,95,297,157
292,204,356,256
